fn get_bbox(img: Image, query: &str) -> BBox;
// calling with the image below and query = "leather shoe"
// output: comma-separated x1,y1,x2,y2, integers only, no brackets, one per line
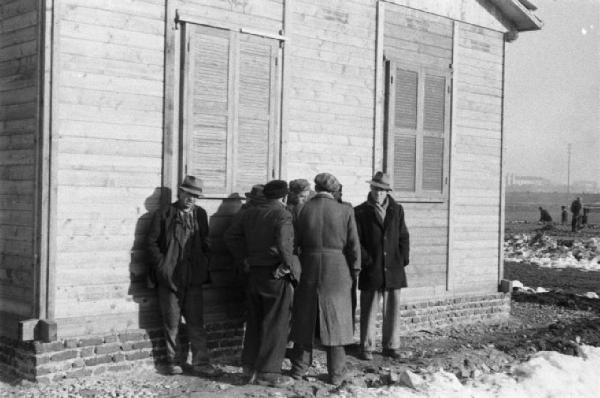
330,375,347,386
193,364,223,377
359,351,373,360
166,364,183,375
255,375,294,388
243,365,256,384
382,348,402,359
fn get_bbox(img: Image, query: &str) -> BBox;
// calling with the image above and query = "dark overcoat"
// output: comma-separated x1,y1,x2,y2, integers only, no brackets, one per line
291,193,361,346
224,200,295,269
146,203,210,288
354,195,410,291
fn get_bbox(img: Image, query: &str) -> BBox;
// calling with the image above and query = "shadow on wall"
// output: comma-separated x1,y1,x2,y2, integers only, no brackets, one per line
128,187,171,365
127,189,248,364
205,194,246,321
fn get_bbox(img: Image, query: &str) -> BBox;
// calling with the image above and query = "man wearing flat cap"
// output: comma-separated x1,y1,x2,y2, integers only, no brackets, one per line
287,179,311,221
290,172,361,385
224,180,295,388
146,175,221,377
354,171,410,360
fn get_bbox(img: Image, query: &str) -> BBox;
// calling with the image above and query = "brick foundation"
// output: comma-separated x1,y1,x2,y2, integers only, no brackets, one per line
0,320,244,383
394,293,511,333
0,293,509,382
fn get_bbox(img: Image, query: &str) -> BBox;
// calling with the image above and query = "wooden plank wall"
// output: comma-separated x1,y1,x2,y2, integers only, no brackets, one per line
51,0,507,336
383,5,452,291
0,0,39,335
53,0,283,337
285,0,376,202
53,0,166,336
448,23,504,293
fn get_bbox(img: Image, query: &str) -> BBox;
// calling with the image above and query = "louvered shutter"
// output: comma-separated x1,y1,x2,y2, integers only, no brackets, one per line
182,25,280,195
392,68,418,191
234,35,278,193
184,25,231,192
422,74,446,192
385,60,450,200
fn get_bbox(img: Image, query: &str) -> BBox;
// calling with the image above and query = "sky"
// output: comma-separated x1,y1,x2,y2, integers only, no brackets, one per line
504,0,600,186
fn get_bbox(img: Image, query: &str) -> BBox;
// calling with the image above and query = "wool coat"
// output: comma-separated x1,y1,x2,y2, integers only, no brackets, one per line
291,193,361,346
224,199,295,269
146,203,210,289
354,195,410,291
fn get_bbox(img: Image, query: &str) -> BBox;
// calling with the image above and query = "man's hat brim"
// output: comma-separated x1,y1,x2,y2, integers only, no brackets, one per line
179,185,204,197
367,180,392,191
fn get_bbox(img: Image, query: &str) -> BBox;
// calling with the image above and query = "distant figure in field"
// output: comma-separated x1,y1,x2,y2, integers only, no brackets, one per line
560,206,568,225
582,207,589,226
538,206,552,226
570,197,582,232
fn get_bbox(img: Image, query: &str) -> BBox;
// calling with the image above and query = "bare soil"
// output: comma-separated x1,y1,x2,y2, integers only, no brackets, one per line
3,223,600,397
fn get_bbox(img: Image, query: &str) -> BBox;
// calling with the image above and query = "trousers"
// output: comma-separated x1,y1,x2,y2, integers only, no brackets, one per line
158,285,209,365
242,268,293,376
360,288,402,352
290,344,346,382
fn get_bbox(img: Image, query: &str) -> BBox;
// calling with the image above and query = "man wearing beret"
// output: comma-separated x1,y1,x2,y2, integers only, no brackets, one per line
354,171,410,360
224,180,295,388
290,173,361,385
146,176,221,377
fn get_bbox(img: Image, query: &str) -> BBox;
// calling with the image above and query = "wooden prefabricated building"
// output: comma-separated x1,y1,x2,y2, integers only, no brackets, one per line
1,0,540,350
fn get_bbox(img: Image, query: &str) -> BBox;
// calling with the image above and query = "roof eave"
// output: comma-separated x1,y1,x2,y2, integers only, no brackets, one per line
489,0,543,32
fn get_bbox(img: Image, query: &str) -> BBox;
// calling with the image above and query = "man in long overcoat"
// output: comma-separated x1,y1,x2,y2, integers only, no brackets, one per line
354,172,410,360
290,173,361,385
224,180,295,388
146,175,221,376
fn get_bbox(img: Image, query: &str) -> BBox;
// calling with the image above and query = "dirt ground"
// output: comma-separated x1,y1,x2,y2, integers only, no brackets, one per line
2,222,600,397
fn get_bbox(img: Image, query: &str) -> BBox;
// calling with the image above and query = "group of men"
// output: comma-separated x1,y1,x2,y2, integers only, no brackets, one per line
540,197,589,232
146,171,410,387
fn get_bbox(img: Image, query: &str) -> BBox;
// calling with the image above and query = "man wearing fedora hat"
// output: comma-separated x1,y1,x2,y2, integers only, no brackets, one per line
146,175,221,377
354,171,410,360
224,180,295,388
289,172,361,385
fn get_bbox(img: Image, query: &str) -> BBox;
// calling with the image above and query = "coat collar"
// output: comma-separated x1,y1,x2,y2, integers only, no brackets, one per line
314,192,335,200
362,195,396,230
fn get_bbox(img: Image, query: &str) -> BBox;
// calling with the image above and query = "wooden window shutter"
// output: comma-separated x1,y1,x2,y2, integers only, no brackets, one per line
234,35,278,193
182,24,280,195
390,67,418,191
422,74,447,192
394,69,418,129
384,60,450,200
183,25,231,193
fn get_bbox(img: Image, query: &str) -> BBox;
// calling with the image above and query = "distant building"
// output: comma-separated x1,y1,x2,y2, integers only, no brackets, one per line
506,174,553,191
572,180,599,193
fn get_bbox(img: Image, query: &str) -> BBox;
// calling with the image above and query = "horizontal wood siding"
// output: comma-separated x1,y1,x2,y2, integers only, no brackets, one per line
53,0,281,337
383,5,452,290
286,0,375,201
53,0,166,333
449,23,504,291
0,0,39,329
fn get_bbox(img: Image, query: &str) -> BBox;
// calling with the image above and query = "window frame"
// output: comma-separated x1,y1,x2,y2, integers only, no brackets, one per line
179,22,282,198
383,57,452,203
162,6,287,203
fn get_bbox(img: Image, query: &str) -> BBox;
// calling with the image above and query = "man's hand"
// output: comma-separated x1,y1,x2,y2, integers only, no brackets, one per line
273,265,291,279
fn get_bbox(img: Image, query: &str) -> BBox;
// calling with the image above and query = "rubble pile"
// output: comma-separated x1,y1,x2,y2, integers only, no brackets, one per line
504,233,600,271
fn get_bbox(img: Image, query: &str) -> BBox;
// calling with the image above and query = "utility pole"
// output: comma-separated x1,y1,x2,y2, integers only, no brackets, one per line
567,143,572,197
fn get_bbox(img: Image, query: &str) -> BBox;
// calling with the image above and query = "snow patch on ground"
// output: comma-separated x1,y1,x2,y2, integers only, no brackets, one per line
505,234,600,270
337,345,600,398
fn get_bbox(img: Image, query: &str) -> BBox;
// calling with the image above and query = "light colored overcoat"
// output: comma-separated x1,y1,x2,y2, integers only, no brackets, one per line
291,193,361,346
